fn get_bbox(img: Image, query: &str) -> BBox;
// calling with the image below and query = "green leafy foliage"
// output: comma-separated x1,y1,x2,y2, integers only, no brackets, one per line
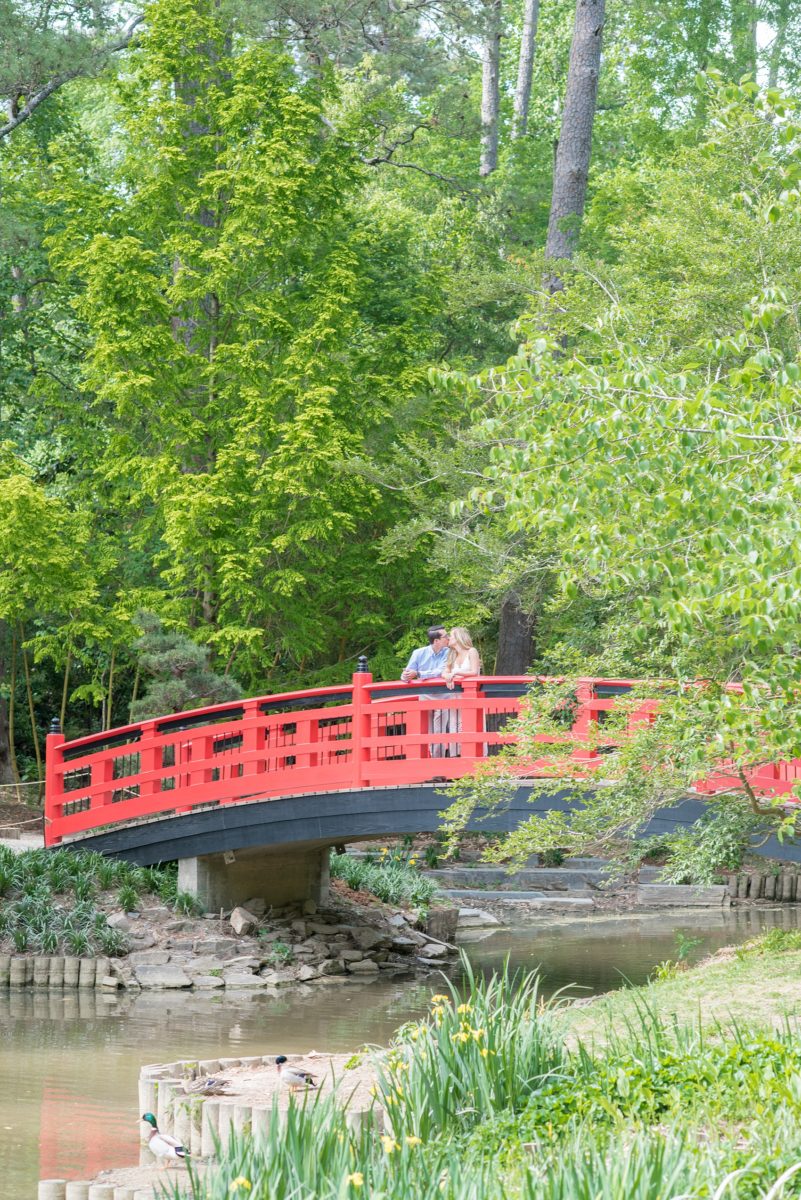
330,849,439,912
0,847,187,956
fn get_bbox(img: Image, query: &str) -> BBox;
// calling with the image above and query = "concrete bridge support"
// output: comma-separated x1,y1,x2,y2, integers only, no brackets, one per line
177,845,330,911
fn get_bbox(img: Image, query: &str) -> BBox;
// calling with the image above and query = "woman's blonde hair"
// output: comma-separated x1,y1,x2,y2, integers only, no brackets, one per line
447,627,480,669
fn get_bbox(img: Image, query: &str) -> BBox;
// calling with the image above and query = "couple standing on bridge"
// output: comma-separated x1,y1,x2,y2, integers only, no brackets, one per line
400,625,482,758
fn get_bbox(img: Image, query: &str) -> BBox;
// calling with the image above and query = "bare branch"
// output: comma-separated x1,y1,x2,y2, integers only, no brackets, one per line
0,13,144,141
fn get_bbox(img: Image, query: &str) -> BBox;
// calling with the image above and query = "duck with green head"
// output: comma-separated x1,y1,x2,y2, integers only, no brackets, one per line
141,1112,189,1168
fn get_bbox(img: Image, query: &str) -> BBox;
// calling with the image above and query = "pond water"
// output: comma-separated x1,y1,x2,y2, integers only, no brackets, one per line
3,904,800,1197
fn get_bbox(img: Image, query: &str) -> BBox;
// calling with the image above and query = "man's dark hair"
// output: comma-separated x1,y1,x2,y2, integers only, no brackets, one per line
427,625,447,643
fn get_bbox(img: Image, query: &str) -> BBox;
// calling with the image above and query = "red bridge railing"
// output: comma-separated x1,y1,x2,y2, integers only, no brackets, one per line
44,670,800,846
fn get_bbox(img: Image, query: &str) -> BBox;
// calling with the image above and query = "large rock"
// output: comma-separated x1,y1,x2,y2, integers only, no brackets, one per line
352,928,388,951
346,958,379,974
223,971,266,988
107,912,132,932
187,955,228,972
192,975,225,989
224,956,261,972
390,937,418,955
319,958,346,975
134,964,192,989
419,943,450,959
193,937,239,955
457,909,501,929
128,930,157,950
341,949,364,962
138,905,172,922
229,907,259,936
297,964,319,982
426,907,458,943
129,950,170,966
243,897,267,917
259,967,298,987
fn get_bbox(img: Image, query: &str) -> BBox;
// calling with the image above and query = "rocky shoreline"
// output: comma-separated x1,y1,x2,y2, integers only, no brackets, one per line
5,881,460,994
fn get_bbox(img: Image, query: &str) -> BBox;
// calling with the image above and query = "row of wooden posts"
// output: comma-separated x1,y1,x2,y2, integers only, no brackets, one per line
37,1182,146,1199
725,871,801,901
38,1057,381,1199
0,955,118,989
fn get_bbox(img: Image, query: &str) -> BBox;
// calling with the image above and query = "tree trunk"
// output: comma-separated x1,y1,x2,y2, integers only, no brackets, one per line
480,0,502,176
494,593,535,675
768,0,789,87
544,0,605,288
21,632,43,793
60,648,72,732
513,0,540,138
0,623,13,786
731,1,758,79
105,645,116,731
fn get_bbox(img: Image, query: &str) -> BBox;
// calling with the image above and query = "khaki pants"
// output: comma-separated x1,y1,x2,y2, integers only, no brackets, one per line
430,704,461,758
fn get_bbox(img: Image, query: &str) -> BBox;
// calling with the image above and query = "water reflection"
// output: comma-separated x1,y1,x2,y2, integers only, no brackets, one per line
2,905,800,1197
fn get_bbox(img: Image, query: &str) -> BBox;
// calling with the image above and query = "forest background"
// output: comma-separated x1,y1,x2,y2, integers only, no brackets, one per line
3,0,801,818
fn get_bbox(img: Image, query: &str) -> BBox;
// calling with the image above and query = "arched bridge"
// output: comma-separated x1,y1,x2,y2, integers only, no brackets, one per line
45,667,801,908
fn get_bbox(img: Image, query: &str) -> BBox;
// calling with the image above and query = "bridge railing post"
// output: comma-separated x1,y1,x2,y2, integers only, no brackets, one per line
460,681,484,761
45,718,66,846
351,660,373,788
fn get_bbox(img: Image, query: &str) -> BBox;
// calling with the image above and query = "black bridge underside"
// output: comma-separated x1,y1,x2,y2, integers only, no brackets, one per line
58,785,801,867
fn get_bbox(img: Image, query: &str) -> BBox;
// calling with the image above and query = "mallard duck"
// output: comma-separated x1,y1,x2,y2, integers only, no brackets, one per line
141,1112,189,1168
182,1073,231,1097
275,1055,317,1091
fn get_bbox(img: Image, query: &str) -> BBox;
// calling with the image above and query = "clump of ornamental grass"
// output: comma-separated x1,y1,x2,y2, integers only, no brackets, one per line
0,846,194,957
159,1097,501,1200
372,957,565,1142
330,848,438,913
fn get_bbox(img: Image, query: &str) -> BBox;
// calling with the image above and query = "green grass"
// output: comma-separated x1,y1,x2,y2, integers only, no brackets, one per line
330,849,439,913
0,847,189,958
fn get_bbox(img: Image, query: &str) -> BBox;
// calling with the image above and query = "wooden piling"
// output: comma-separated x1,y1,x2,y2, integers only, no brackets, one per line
64,1184,91,1200
37,1181,67,1199
49,956,65,987
233,1103,252,1139
87,1185,115,1199
201,1099,221,1157
217,1102,236,1151
33,957,51,987
78,958,96,988
138,1075,158,1125
0,953,10,986
764,875,777,900
250,1104,271,1145
9,957,30,986
63,958,80,988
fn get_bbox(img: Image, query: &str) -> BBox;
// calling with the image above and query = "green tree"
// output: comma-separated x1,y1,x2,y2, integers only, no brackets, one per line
130,614,242,720
437,81,801,860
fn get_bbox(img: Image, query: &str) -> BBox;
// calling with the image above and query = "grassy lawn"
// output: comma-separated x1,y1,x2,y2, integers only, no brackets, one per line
569,942,801,1044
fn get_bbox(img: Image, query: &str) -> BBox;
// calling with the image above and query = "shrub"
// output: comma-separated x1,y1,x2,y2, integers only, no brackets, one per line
330,850,438,912
373,958,565,1141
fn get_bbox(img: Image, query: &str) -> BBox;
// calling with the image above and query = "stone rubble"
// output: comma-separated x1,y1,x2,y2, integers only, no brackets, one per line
105,890,459,992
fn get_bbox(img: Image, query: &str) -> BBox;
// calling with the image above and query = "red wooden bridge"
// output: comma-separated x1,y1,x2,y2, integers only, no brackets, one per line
44,664,801,907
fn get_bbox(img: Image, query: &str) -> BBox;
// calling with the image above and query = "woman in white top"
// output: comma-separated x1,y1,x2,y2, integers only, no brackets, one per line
443,626,481,689
440,627,482,756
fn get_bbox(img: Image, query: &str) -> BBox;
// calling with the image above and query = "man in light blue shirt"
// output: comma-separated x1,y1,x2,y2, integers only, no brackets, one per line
401,626,450,682
401,626,452,759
